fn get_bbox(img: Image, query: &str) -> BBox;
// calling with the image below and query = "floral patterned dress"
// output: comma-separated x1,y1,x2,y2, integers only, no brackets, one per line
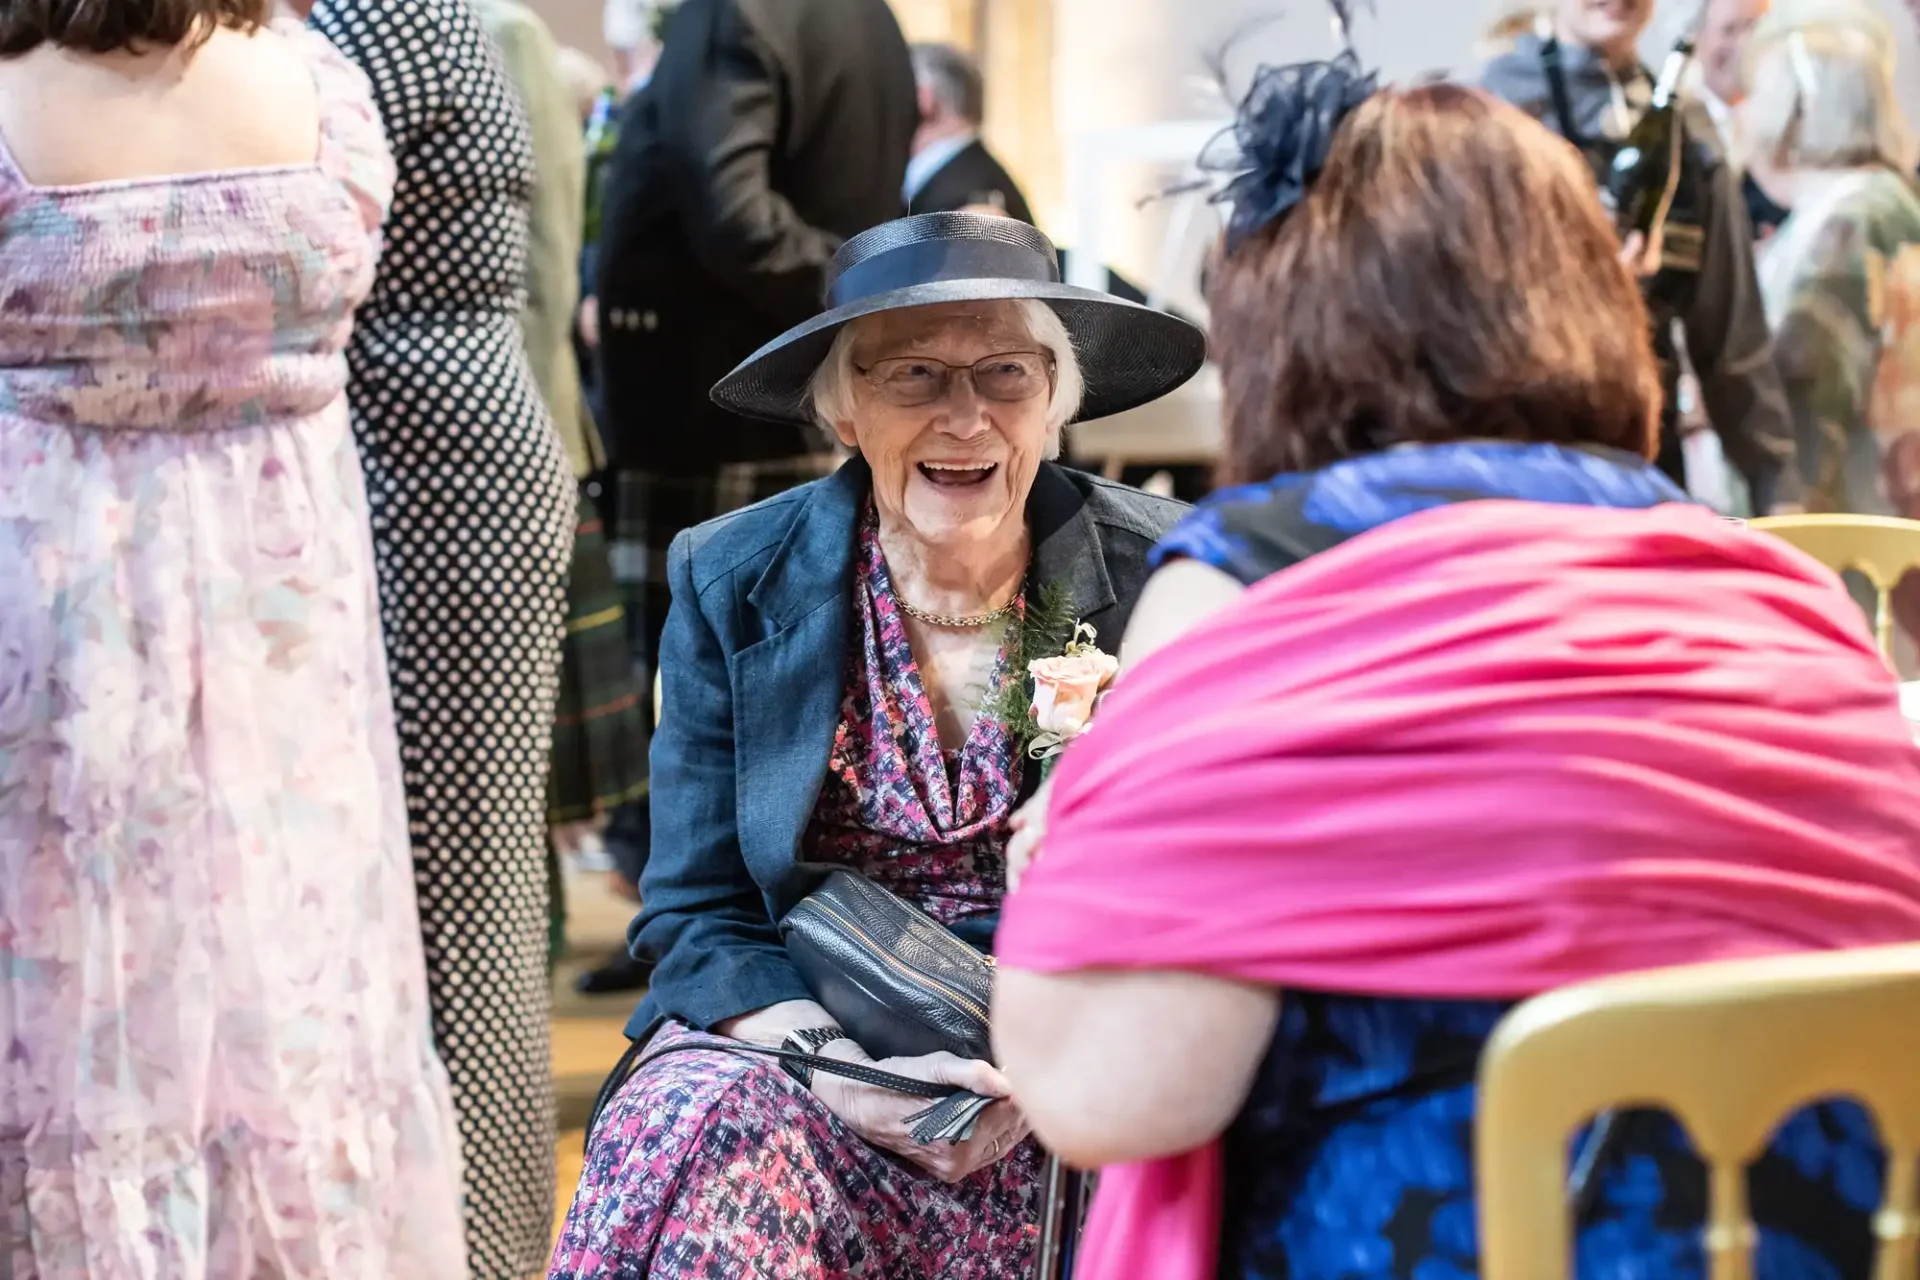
0,24,466,1279
550,508,1040,1278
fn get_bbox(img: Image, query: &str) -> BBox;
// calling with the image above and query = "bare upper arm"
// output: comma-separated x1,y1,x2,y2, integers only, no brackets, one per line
993,562,1262,1166
1118,557,1247,672
994,967,1280,1169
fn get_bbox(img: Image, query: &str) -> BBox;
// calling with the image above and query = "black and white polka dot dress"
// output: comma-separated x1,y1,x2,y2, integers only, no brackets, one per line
310,1,574,1274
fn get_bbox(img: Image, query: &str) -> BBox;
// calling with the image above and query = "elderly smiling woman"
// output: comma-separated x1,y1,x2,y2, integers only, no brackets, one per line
549,212,1206,1278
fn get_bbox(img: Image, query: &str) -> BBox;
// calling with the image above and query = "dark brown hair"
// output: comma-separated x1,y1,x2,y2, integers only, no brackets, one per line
1209,83,1661,486
0,0,268,56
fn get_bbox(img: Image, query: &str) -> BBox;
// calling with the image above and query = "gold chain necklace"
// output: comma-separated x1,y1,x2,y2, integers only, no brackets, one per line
896,588,1023,629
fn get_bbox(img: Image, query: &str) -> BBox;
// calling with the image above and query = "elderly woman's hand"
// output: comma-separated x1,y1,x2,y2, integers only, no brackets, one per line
811,1041,1032,1183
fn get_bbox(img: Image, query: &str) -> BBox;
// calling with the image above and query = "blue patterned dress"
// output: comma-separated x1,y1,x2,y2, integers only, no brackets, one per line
1152,441,1885,1280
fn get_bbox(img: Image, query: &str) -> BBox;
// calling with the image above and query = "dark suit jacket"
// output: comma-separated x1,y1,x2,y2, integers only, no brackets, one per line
907,138,1035,224
596,0,917,474
625,459,1188,1039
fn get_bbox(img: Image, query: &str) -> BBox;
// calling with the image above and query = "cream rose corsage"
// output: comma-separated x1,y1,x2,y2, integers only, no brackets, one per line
985,582,1120,773
1024,622,1119,762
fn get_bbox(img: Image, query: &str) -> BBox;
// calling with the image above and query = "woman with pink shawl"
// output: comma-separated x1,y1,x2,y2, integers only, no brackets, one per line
992,69,1920,1280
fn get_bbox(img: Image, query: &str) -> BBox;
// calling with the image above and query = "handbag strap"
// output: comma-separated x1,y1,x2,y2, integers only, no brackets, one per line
638,1038,956,1098
631,1039,993,1146
584,1032,992,1153
1539,34,1585,148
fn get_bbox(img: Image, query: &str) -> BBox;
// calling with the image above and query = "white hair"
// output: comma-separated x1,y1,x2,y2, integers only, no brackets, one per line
1741,6,1912,172
807,299,1087,459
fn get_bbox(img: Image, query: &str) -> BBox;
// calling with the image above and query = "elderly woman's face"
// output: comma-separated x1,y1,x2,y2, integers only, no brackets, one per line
833,301,1054,546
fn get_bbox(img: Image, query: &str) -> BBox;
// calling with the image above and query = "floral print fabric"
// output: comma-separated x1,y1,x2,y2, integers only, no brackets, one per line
550,1023,1040,1279
550,507,1036,1277
0,23,467,1280
1222,995,1882,1279
805,505,1023,924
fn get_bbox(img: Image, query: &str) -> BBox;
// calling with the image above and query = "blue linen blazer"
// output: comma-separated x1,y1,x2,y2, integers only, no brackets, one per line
625,458,1186,1040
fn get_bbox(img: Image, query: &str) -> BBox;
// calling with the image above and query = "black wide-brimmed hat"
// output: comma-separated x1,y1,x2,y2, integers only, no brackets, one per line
710,212,1208,427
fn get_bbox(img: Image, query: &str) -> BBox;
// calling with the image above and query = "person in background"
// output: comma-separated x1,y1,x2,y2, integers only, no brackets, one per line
1480,0,1804,515
907,42,1033,222
474,0,648,974
910,43,1156,309
552,43,665,989
573,51,619,433
0,0,467,1272
311,0,577,1271
1746,3,1919,517
478,0,595,480
590,0,918,946
993,73,1920,1280
563,44,617,474
1744,4,1920,667
566,38,658,995
1696,0,1790,236
575,0,659,378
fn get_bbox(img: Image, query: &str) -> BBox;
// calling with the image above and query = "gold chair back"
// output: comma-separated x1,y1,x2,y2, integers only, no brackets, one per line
1476,944,1920,1280
1749,513,1920,659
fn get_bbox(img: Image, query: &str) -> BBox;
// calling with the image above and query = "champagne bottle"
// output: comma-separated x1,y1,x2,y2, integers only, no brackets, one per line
1606,37,1695,240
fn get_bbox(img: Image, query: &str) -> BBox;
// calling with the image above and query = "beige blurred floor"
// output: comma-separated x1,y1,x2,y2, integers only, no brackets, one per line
551,862,643,1243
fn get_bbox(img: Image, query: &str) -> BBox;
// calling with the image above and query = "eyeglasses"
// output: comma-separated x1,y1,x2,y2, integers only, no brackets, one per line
854,351,1055,408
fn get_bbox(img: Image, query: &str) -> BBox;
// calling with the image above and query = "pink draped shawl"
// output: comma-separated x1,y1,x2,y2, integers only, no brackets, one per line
996,500,1920,1280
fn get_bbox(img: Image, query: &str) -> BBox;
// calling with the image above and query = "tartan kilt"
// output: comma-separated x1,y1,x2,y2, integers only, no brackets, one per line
547,486,651,826
605,454,845,681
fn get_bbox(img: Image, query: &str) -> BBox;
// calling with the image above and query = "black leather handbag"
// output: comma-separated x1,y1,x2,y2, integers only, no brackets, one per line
624,870,1000,1146
778,869,994,1062
777,874,1087,1278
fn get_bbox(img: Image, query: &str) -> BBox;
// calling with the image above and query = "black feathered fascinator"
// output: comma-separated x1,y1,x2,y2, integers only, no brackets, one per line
1207,1,1380,252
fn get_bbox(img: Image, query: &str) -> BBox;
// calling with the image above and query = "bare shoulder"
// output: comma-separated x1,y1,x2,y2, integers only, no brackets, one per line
197,24,325,158
0,23,320,184
1118,558,1246,670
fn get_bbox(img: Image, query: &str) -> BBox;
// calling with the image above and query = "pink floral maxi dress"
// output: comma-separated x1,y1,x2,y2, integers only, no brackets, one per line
0,25,467,1279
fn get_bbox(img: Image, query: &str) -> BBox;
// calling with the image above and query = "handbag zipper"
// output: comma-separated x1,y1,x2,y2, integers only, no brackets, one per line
801,899,992,1027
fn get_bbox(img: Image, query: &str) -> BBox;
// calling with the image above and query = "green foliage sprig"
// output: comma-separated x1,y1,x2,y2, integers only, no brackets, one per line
982,580,1080,750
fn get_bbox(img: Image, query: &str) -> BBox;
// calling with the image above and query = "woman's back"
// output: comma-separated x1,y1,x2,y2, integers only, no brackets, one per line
1162,446,1888,1280
0,20,389,432
0,23,319,185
